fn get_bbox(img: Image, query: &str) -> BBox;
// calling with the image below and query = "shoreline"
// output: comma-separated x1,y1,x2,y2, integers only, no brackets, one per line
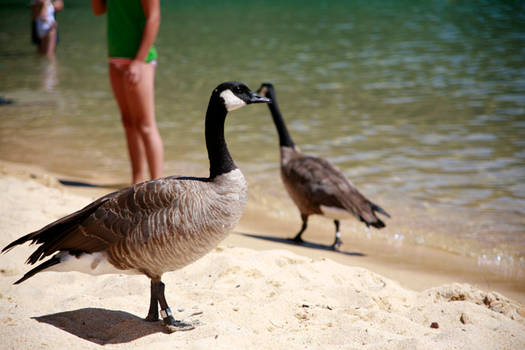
236,203,525,304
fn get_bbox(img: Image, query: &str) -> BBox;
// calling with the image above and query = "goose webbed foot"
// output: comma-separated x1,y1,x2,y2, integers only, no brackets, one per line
290,233,304,244
331,237,342,251
289,214,308,244
150,280,195,333
162,310,195,333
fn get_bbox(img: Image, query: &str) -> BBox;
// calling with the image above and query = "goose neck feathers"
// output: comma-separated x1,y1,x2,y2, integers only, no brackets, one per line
258,83,295,148
205,92,236,179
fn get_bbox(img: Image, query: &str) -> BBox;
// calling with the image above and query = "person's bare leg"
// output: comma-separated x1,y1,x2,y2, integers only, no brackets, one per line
126,63,163,180
109,64,148,184
38,39,45,55
38,34,48,55
45,25,57,58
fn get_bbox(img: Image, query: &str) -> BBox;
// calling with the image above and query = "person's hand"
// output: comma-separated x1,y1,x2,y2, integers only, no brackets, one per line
126,60,144,85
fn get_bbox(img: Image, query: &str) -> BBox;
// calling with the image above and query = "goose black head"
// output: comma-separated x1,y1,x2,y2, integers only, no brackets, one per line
256,82,275,98
214,81,270,112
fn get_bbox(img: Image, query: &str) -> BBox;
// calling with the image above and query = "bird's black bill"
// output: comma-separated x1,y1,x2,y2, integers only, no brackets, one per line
247,91,270,104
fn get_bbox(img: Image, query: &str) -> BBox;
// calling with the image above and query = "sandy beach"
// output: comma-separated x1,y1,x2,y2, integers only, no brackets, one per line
1,160,524,349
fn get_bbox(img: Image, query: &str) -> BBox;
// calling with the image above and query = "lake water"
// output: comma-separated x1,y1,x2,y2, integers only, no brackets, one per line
1,0,524,278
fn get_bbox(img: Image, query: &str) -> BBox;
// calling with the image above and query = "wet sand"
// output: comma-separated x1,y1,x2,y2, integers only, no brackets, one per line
236,204,525,305
1,160,524,349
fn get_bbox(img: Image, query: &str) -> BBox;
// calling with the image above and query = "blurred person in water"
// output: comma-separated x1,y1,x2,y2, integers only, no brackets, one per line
31,0,64,58
92,0,164,185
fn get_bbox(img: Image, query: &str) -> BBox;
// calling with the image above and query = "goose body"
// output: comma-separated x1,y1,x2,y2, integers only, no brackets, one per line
258,82,390,250
2,81,269,332
22,170,247,279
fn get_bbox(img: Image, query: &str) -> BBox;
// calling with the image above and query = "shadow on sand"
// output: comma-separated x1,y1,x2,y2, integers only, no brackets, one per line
236,232,366,257
34,308,166,344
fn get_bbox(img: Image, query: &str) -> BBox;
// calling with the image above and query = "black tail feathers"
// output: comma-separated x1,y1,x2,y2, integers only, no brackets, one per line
369,201,390,218
361,216,386,229
2,197,108,265
370,218,386,229
359,201,390,229
2,232,34,255
14,256,61,284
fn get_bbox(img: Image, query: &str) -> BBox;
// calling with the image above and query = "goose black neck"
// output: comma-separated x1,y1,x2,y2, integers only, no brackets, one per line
267,89,295,148
205,93,237,179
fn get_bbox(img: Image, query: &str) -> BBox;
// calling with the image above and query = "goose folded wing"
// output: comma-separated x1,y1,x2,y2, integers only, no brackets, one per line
286,155,372,217
24,177,194,263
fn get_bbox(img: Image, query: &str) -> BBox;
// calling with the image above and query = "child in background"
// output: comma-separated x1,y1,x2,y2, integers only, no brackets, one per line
31,0,64,58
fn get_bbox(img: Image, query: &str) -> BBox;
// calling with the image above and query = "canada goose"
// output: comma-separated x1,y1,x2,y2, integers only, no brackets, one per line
2,81,270,333
257,82,390,250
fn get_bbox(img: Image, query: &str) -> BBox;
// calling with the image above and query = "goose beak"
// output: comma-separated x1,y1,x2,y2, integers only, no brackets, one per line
247,91,270,104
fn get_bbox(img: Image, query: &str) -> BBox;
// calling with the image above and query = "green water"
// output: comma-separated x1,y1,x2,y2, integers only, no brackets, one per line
1,0,524,276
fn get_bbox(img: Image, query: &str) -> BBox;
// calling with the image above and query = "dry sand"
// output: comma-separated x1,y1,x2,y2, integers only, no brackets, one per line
1,162,524,349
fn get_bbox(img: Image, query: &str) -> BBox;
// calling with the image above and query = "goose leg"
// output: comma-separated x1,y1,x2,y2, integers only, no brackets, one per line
145,280,160,321
155,280,195,333
332,220,342,250
291,214,308,243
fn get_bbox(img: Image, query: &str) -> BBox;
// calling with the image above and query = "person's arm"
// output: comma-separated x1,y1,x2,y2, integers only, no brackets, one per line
134,0,160,62
126,0,160,85
91,0,106,16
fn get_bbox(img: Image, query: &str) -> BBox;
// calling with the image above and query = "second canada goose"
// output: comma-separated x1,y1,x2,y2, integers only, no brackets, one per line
257,82,390,250
2,81,270,333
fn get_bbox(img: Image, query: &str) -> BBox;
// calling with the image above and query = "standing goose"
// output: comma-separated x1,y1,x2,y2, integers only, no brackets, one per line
2,81,270,333
257,82,390,250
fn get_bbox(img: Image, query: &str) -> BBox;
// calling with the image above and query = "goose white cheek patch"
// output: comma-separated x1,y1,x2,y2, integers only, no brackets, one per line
220,89,246,111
